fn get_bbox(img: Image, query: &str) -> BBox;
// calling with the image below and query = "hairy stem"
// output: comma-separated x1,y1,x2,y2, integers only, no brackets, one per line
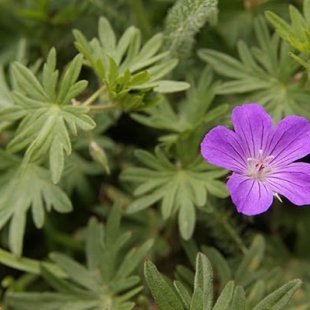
88,103,118,110
82,85,106,106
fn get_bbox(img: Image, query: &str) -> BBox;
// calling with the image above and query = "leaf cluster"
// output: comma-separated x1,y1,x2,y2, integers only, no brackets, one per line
0,150,72,256
0,1,309,309
0,48,96,184
7,204,153,310
265,0,310,67
74,17,189,111
121,147,228,240
131,67,228,145
145,247,301,310
199,17,310,122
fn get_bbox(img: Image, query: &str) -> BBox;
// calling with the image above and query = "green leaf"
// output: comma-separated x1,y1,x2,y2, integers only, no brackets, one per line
144,261,185,310
253,279,302,310
85,217,104,271
122,149,227,239
9,211,27,257
57,54,85,104
115,26,138,65
0,163,72,256
190,287,204,310
148,58,178,81
174,280,191,309
42,182,73,213
194,253,213,310
154,80,190,93
129,71,151,86
235,235,265,286
126,191,164,214
199,17,305,120
247,280,266,309
0,247,65,276
212,281,235,310
50,253,100,291
231,286,246,310
179,201,196,240
43,48,58,101
114,239,154,281
12,62,50,102
40,265,92,297
202,246,232,291
50,136,65,184
6,49,96,182
304,0,310,23
290,52,310,70
198,49,247,79
0,66,14,108
289,5,306,37
98,17,116,53
265,11,293,40
105,201,122,246
137,33,163,61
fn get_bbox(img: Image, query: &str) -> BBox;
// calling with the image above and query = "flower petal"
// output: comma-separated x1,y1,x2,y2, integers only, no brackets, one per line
267,116,310,167
267,162,310,206
201,126,247,173
227,174,273,215
232,104,273,158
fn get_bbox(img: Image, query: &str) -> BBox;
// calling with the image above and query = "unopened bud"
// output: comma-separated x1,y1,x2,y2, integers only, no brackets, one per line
89,141,110,174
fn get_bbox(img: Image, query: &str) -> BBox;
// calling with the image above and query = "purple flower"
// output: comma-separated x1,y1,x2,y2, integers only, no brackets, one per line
201,103,310,215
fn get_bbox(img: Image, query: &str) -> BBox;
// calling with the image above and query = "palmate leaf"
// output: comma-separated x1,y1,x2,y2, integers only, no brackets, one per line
7,205,153,310
0,151,72,256
131,67,228,138
265,0,310,56
120,147,228,240
198,17,310,123
73,17,189,111
145,252,302,310
0,48,96,183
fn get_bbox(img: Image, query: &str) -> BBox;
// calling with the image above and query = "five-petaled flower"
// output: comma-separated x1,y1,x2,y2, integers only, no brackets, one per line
201,103,310,215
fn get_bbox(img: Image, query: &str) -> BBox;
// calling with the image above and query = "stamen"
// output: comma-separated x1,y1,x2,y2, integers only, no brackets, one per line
245,149,275,180
274,193,283,203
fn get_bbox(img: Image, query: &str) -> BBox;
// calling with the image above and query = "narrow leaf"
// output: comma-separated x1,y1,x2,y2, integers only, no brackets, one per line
253,279,302,310
212,281,235,310
144,261,184,310
98,17,116,53
194,253,213,310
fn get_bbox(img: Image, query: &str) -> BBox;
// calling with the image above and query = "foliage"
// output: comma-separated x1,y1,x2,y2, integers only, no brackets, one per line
73,16,190,111
265,0,310,69
0,0,310,309
0,150,72,256
121,147,228,240
0,48,96,184
163,0,218,59
131,67,228,143
6,204,153,310
145,249,302,310
198,17,310,122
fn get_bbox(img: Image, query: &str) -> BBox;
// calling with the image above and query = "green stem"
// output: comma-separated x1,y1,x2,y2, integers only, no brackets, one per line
88,103,118,111
82,85,106,106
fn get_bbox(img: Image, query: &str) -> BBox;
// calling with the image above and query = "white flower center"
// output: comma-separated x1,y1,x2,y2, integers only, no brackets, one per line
246,149,274,181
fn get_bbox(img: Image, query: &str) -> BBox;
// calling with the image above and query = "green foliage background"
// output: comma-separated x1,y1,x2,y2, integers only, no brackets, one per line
0,0,310,309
